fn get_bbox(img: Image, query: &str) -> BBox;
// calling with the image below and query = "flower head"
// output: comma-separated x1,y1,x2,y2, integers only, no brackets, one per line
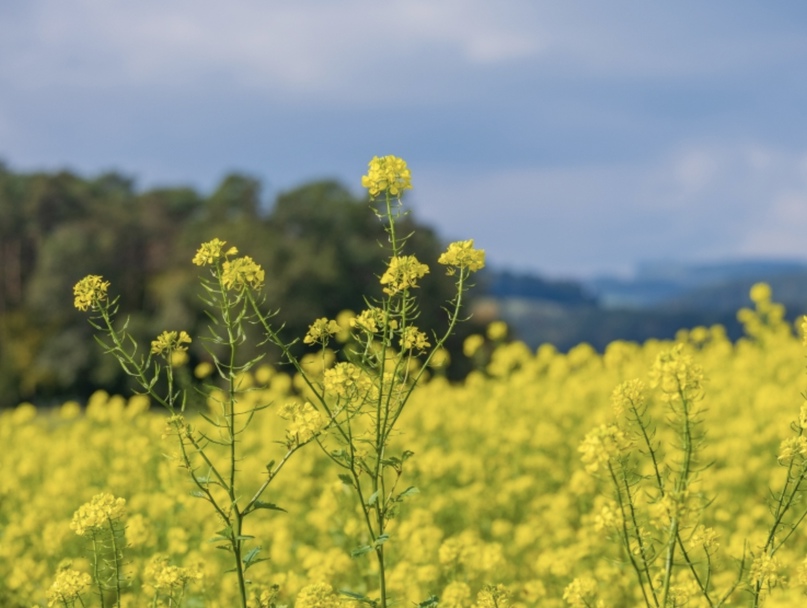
579,423,632,474
563,577,599,608
279,401,326,444
438,240,485,275
73,275,110,311
361,155,412,198
649,344,705,404
323,362,374,400
750,552,783,590
380,255,429,295
151,330,192,357
70,493,126,536
400,326,431,351
611,378,647,418
192,238,237,266
304,318,341,345
222,255,265,290
47,568,91,606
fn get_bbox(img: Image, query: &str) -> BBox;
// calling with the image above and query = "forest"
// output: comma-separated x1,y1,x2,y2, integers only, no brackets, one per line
0,163,479,407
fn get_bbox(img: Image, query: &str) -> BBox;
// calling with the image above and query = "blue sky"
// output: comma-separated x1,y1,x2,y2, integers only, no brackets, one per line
3,1,807,278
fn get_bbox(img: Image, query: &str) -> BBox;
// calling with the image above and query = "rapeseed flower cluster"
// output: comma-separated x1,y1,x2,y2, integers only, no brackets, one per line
304,318,340,345
192,238,237,266
222,255,265,290
380,255,430,295
72,275,110,311
46,568,91,606
438,239,486,274
151,330,192,357
70,493,126,536
361,155,413,198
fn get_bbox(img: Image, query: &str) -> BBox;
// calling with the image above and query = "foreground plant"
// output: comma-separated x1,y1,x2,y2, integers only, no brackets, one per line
265,155,484,608
67,493,127,608
575,293,807,607
73,244,319,606
72,155,484,607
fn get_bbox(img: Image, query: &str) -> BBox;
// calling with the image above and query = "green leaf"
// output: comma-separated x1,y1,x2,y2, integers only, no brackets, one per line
417,595,439,608
209,527,233,543
397,486,419,500
350,544,373,558
338,474,354,487
373,534,389,548
243,547,269,571
252,501,286,513
338,590,377,607
367,491,379,506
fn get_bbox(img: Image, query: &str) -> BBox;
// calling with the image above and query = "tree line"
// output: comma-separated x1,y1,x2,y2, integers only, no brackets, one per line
0,163,483,407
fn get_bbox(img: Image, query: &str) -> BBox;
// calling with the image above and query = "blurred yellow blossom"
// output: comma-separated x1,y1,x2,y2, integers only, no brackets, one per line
486,320,508,341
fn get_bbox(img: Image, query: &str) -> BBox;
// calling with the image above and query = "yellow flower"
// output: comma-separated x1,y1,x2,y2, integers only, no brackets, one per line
689,525,719,552
192,238,237,266
296,582,345,608
486,320,508,341
749,282,772,303
278,401,326,444
304,318,341,345
649,344,704,403
463,334,485,358
563,577,598,608
351,308,383,333
611,378,646,418
474,584,509,608
750,552,783,589
441,581,472,608
380,255,429,295
151,330,192,357
70,493,126,536
323,362,375,402
438,240,486,275
222,255,265,290
777,435,807,463
579,423,631,473
47,568,91,606
361,155,413,198
73,275,110,311
400,326,431,351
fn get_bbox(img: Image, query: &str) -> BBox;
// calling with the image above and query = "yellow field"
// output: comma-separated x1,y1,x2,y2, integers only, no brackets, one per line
4,286,807,607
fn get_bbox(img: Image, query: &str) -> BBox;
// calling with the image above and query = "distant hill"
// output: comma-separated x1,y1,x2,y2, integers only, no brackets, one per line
585,259,807,310
479,261,807,351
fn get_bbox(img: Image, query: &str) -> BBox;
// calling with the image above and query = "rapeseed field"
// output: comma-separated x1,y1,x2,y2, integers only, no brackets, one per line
4,158,807,607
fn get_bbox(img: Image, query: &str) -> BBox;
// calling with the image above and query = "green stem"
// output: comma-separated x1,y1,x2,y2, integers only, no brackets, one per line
107,518,123,607
91,531,106,608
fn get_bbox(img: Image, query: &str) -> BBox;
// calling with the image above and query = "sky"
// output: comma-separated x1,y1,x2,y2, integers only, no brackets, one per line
2,1,807,278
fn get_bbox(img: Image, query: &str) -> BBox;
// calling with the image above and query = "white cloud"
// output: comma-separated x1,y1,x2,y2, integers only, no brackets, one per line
0,0,547,101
